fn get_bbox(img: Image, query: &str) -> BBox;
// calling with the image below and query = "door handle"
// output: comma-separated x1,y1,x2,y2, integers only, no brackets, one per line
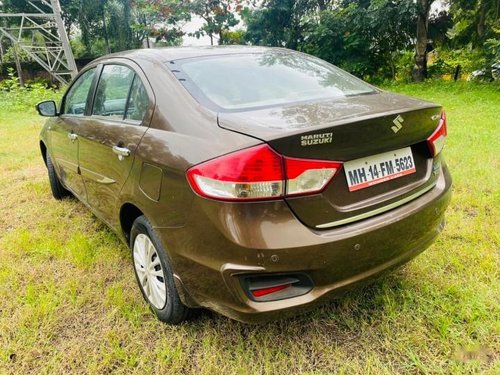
112,145,131,160
67,132,78,142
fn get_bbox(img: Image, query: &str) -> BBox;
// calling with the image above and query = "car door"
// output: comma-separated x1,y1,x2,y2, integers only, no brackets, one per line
77,62,154,227
48,67,97,199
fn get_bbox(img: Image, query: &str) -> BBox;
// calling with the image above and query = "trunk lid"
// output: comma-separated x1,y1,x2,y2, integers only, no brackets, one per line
218,92,443,228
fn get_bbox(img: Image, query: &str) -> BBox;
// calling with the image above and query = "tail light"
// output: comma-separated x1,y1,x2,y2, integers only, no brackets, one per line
427,111,448,157
285,157,341,196
186,144,342,201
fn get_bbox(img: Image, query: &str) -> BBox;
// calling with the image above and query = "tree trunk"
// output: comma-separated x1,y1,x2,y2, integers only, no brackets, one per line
123,0,133,49
218,30,224,45
78,9,91,53
13,44,24,88
101,5,111,53
389,55,396,80
412,0,433,82
0,40,4,64
477,0,487,40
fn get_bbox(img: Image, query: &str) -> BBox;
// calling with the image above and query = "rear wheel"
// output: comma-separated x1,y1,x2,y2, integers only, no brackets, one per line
130,215,189,324
46,153,71,200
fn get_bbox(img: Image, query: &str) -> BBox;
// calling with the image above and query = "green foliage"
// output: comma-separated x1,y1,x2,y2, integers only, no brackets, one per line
484,37,500,61
427,57,455,77
241,0,418,79
0,68,21,91
431,48,489,74
302,0,416,79
393,51,415,83
0,45,30,64
240,0,500,81
428,10,454,45
70,38,91,59
447,0,499,48
242,0,304,49
132,0,190,47
220,29,246,45
75,38,114,59
190,0,241,45
107,0,135,51
0,68,62,114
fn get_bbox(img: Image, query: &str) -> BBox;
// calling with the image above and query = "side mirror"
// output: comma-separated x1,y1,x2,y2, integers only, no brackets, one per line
36,100,58,117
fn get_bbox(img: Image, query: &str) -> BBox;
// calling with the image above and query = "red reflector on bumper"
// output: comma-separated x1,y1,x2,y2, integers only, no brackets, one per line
251,284,290,297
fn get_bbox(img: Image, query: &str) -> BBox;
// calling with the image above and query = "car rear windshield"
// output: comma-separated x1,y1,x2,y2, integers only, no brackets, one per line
171,52,376,111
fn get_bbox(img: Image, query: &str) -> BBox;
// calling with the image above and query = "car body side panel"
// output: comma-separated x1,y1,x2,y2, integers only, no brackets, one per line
69,58,156,228
77,119,148,227
139,163,163,201
116,111,261,232
112,60,263,232
47,116,86,199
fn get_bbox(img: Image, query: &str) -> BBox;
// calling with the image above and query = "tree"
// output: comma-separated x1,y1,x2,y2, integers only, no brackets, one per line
243,1,417,79
75,0,109,55
412,0,435,82
366,0,416,79
132,0,191,47
107,0,135,51
428,10,453,47
220,29,245,44
190,0,241,45
242,0,321,49
447,0,499,48
301,4,372,74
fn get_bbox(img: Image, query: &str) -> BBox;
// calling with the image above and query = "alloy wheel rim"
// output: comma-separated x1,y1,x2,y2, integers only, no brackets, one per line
133,233,167,309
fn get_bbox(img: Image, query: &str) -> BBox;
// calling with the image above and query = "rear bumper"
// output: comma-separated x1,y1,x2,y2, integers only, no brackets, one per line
155,163,452,323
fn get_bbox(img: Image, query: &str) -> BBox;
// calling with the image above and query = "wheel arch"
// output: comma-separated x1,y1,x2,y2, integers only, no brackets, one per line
40,140,48,167
119,202,144,245
119,201,198,308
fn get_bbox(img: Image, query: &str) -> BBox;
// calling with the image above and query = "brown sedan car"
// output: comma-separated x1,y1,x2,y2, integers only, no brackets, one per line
36,46,452,324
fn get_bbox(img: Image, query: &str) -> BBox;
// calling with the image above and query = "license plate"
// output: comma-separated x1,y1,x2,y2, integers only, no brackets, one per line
344,147,416,192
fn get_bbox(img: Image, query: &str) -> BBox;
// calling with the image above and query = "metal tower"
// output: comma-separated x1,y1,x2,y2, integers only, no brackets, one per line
0,0,78,84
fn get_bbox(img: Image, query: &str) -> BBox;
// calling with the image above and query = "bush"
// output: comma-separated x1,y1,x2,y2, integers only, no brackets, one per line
0,68,63,114
394,50,415,82
427,57,455,78
431,48,488,74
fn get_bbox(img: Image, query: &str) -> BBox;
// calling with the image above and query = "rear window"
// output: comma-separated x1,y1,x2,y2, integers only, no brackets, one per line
171,52,376,111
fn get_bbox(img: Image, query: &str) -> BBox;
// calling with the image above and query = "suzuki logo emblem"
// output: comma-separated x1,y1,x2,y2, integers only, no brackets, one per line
391,115,404,133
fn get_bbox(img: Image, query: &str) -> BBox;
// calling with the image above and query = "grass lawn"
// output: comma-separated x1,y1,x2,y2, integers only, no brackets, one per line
0,81,498,374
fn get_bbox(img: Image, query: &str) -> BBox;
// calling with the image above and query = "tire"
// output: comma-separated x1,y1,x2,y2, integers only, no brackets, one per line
46,153,71,200
130,215,189,324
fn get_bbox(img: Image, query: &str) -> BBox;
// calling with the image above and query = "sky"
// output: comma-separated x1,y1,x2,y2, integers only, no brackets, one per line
182,16,213,46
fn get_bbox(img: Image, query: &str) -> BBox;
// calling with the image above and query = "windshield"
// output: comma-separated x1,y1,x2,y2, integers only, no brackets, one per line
172,52,376,111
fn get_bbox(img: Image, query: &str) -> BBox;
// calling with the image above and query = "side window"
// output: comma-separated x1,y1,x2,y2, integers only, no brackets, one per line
125,75,149,122
64,68,96,115
92,65,134,118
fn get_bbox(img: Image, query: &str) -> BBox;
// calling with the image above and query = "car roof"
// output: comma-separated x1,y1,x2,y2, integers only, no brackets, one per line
92,46,288,64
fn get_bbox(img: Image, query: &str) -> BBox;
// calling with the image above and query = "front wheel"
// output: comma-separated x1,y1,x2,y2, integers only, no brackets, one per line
130,215,189,324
